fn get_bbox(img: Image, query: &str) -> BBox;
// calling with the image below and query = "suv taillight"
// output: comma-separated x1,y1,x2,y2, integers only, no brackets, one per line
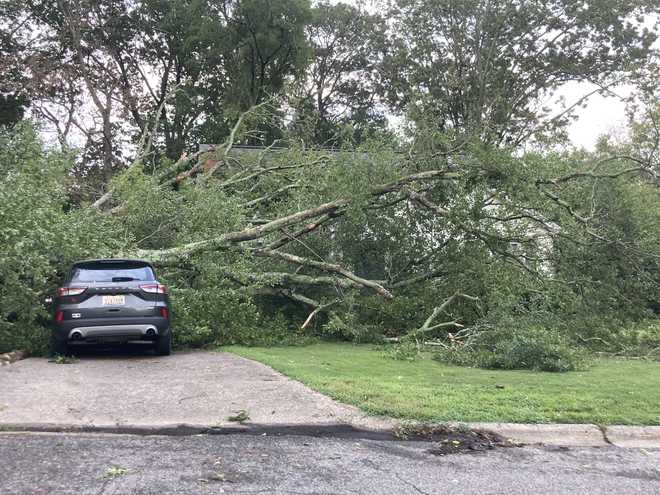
160,307,170,319
58,287,87,296
140,284,168,294
55,310,64,322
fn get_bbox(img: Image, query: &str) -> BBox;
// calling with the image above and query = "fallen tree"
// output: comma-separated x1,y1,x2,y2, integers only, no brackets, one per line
89,106,659,343
1,112,659,358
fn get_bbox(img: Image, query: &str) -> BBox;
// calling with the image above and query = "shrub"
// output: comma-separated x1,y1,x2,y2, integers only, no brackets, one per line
171,287,307,347
561,316,660,359
436,324,591,372
321,310,382,343
381,340,420,360
608,320,660,359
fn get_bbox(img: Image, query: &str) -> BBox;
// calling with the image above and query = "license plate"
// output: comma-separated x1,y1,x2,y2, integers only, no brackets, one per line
102,295,125,305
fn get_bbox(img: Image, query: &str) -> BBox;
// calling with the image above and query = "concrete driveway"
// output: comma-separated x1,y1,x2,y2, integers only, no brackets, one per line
0,349,373,430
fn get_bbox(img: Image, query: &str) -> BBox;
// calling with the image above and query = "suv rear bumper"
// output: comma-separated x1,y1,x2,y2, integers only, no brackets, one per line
68,324,160,340
53,317,170,343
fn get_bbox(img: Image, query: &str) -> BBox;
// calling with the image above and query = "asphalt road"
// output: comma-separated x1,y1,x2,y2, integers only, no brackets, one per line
2,432,659,495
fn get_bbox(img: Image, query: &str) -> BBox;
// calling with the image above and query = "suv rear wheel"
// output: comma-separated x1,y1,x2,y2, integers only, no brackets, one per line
155,332,172,356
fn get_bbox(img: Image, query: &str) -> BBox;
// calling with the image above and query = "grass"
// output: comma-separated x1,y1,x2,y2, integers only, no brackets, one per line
224,342,660,425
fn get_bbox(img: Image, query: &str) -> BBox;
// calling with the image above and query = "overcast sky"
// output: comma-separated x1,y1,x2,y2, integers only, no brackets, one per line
545,14,660,150
553,82,631,150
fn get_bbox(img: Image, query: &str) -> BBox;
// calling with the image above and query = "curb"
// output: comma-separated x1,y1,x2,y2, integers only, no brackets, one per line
1,421,659,448
468,423,607,447
469,423,660,448
604,426,660,448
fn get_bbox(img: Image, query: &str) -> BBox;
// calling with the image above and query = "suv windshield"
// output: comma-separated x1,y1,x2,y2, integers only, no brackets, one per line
70,263,155,283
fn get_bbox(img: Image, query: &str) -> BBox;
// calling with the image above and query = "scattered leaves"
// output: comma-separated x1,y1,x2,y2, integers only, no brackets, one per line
227,410,250,423
103,466,130,479
49,355,77,365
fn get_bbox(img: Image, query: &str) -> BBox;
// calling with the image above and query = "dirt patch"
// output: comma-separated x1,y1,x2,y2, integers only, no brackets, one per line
394,423,520,455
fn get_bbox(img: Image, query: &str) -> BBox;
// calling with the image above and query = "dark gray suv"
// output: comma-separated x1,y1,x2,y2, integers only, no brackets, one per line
50,259,172,356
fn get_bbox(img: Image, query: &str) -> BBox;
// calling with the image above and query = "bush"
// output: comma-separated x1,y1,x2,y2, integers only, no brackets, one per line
436,324,591,372
321,310,382,343
608,320,660,359
171,287,308,347
381,340,420,361
562,316,660,359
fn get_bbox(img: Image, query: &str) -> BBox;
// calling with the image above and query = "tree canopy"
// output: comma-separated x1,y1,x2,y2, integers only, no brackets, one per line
384,0,659,145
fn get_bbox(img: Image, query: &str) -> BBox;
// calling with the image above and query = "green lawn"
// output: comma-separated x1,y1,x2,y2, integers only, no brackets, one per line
224,342,660,425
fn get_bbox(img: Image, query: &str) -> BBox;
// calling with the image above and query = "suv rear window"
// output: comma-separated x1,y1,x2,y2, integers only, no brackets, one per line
70,262,156,283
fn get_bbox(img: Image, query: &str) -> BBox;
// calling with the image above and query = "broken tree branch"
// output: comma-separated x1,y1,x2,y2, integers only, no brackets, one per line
301,299,340,330
407,292,480,340
135,167,457,262
267,213,337,250
403,187,450,215
241,183,301,208
252,249,393,299
538,165,646,185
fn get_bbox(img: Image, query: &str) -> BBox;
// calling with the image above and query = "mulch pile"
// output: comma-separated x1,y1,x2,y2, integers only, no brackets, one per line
394,423,521,456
